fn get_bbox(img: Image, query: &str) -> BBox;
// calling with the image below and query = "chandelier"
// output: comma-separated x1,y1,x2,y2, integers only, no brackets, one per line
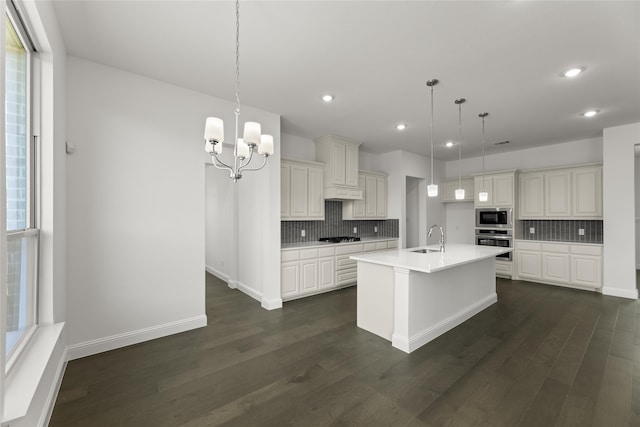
203,0,274,181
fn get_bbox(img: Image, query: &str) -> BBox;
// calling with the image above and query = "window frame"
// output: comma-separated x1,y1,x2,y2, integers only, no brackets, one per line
4,0,39,374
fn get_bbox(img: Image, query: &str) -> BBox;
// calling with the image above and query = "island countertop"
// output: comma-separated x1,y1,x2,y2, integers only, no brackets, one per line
350,243,512,274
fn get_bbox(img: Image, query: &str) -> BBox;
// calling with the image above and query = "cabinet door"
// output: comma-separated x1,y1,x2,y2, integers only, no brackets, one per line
542,252,570,283
318,257,335,289
330,143,346,185
492,174,514,206
516,250,541,280
345,144,359,187
352,175,366,217
545,171,571,217
572,167,602,218
571,255,602,288
281,261,300,298
307,166,324,218
519,173,544,218
365,175,377,217
300,259,318,294
474,176,493,206
290,165,308,217
281,163,291,218
376,176,387,217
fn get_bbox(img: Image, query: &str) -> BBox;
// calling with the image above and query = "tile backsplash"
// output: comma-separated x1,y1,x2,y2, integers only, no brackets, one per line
281,201,399,244
519,220,603,243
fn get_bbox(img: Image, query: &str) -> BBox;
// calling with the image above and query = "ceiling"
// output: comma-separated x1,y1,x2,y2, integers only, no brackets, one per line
51,1,640,161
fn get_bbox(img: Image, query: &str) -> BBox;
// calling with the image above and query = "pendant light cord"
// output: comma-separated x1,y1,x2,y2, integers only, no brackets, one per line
456,99,465,189
430,84,434,184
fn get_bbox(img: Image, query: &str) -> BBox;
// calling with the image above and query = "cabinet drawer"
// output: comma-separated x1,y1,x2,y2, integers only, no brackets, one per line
387,240,398,249
336,255,357,270
281,250,300,262
495,261,513,275
336,244,364,255
570,244,602,256
336,270,357,286
364,242,377,252
376,242,388,251
542,243,569,253
299,248,319,260
515,241,541,251
318,247,335,257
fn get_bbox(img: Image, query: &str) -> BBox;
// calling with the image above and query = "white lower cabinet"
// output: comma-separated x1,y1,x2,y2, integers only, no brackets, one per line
281,239,398,301
514,240,602,290
495,260,513,278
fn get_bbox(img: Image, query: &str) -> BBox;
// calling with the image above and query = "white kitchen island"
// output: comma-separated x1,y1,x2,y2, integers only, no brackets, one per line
350,244,512,353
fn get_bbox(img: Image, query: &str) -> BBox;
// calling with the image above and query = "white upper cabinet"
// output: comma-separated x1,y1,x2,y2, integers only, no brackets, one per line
281,158,325,221
545,171,571,217
473,171,516,208
519,172,544,218
314,135,363,200
441,178,474,202
572,166,602,217
518,164,602,219
343,170,388,219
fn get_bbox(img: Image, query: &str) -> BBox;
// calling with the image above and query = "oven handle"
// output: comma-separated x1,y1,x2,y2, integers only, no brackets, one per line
474,235,513,240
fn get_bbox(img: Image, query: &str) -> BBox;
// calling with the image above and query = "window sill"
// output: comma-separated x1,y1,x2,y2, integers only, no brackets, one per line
3,322,65,425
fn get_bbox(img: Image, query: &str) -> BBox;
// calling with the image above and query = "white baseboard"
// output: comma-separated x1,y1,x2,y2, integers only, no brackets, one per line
39,347,68,427
602,286,639,300
236,281,262,303
392,293,497,353
66,315,207,361
261,297,283,310
205,265,229,283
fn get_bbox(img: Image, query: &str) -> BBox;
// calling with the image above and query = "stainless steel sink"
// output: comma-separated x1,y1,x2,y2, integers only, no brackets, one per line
410,248,439,254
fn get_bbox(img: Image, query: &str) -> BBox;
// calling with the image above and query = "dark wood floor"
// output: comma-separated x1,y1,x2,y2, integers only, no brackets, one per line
50,273,640,426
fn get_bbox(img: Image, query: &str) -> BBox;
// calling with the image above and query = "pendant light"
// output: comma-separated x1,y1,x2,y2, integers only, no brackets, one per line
426,79,439,197
454,98,466,200
478,112,489,202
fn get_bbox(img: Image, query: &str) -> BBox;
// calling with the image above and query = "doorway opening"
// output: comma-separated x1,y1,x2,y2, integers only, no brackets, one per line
406,176,425,248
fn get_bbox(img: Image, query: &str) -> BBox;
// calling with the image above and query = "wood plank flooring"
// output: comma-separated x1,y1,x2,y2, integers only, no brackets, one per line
50,273,640,426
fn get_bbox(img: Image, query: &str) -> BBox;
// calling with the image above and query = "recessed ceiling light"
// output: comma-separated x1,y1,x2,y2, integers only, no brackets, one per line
562,67,585,78
582,110,599,118
445,141,454,148
396,123,407,131
322,94,334,102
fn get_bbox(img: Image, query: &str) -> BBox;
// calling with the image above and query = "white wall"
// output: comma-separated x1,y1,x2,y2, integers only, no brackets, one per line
636,154,640,268
280,132,315,161
444,137,603,178
603,123,639,299
446,203,475,244
66,57,209,356
205,165,234,282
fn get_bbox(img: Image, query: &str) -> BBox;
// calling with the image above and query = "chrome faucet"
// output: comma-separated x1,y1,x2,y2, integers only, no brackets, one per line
428,224,445,253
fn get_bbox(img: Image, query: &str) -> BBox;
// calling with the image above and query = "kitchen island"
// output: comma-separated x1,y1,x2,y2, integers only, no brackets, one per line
350,244,512,353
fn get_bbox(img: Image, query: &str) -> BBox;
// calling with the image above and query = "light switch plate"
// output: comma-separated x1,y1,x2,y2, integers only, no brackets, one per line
301,229,305,237
353,227,357,234
578,228,585,236
529,227,535,234
374,226,378,233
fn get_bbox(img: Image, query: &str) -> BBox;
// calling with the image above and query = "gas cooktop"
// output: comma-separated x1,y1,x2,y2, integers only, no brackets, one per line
318,236,361,243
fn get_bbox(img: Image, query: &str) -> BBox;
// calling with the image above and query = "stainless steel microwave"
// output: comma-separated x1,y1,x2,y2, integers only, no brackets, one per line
475,208,512,228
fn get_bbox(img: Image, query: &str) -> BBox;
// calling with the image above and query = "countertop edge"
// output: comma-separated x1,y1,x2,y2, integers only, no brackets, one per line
281,237,399,250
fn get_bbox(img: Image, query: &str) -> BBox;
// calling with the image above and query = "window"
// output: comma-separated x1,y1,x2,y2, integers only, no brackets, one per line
4,0,37,362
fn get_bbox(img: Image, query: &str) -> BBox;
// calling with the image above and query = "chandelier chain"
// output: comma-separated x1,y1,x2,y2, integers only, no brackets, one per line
430,84,434,183
235,0,241,112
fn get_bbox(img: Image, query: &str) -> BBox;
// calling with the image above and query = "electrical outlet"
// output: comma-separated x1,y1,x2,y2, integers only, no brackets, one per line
374,226,378,233
578,228,585,236
353,227,357,234
301,229,306,237
529,227,535,234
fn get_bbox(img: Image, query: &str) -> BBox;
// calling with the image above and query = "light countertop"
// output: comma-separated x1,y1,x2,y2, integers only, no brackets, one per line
350,243,512,274
514,239,603,246
282,237,398,250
